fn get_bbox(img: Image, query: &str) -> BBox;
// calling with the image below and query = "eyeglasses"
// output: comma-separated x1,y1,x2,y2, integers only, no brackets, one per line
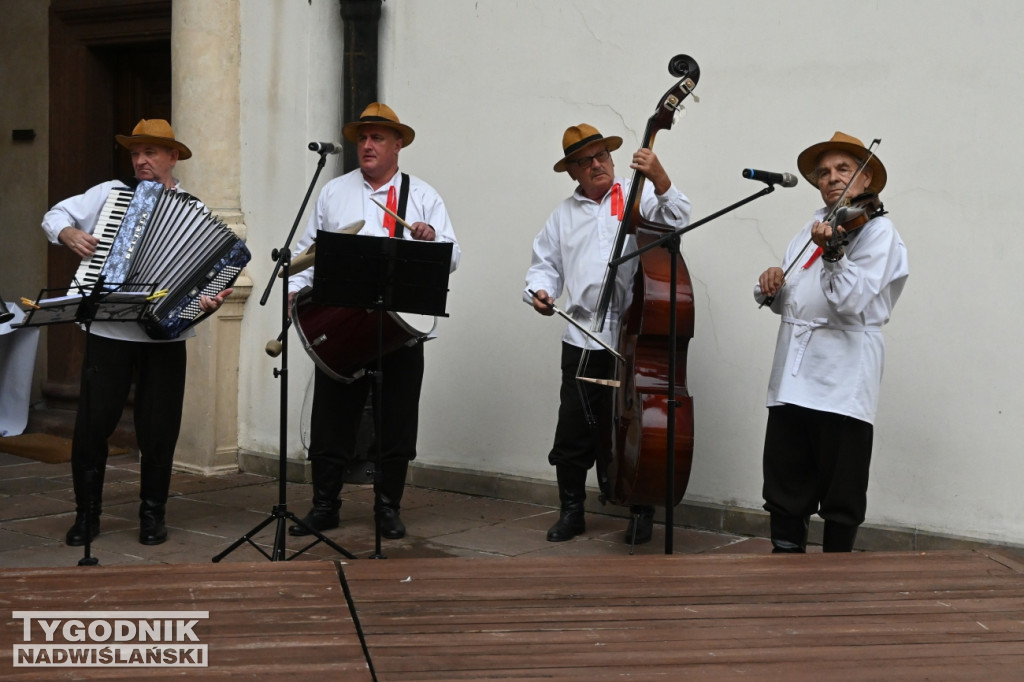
567,149,610,168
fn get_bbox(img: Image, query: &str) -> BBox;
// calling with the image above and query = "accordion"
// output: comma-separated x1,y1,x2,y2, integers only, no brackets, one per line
72,180,251,339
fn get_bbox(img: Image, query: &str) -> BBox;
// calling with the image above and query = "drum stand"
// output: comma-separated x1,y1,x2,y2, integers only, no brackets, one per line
213,150,354,562
311,231,452,558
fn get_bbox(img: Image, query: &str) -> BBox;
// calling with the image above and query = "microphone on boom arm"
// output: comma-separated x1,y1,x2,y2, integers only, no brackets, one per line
308,141,341,155
742,168,798,188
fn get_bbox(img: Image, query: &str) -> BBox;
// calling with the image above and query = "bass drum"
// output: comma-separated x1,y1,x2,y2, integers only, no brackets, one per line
291,287,436,383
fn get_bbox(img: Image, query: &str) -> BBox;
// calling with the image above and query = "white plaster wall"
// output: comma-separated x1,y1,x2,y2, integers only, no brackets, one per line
238,0,1024,545
238,0,345,457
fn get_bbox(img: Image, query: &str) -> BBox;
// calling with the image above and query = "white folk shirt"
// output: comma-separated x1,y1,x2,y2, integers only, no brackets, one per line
41,179,194,343
753,209,909,424
288,168,460,337
523,177,691,349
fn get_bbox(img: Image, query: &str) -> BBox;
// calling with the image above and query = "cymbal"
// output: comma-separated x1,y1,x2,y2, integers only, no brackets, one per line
339,219,365,235
278,221,365,277
288,249,316,276
277,243,315,277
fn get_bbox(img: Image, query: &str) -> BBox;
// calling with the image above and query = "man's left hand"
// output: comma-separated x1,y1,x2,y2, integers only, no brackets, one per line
631,148,671,195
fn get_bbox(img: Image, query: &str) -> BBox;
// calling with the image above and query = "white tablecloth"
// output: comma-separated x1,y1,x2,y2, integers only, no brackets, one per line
0,303,40,437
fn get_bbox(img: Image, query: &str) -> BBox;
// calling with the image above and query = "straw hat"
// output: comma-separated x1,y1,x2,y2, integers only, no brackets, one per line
796,131,886,193
115,119,192,160
553,124,623,173
342,103,415,147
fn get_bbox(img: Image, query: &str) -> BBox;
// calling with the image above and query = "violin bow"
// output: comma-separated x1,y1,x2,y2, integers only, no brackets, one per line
528,289,624,363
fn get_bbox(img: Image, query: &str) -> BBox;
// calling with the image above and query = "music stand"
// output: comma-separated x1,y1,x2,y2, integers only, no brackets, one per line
18,277,157,566
313,231,452,558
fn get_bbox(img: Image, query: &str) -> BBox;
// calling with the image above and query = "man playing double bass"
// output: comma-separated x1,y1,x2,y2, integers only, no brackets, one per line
755,132,909,553
524,124,691,544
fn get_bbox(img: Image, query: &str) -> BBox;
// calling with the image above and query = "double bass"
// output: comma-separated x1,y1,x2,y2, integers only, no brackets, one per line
580,55,700,513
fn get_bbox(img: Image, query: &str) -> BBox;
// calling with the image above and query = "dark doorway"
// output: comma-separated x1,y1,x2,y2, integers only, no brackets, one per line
36,0,171,443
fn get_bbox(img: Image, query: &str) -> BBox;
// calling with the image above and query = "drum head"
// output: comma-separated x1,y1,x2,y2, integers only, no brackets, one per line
292,287,436,382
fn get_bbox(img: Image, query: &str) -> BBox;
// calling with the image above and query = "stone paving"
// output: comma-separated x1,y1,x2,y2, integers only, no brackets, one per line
0,450,769,568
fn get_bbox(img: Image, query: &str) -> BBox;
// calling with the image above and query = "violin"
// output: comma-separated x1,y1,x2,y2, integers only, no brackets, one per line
823,191,887,256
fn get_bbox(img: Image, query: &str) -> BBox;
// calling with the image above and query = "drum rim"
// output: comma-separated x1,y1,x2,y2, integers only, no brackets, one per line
389,310,438,338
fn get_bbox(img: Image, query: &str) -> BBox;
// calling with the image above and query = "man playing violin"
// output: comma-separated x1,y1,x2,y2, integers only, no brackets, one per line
524,124,691,544
755,132,909,553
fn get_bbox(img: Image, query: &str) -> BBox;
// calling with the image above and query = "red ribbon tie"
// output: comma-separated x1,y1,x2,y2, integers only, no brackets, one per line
384,185,397,237
610,183,624,220
803,246,823,269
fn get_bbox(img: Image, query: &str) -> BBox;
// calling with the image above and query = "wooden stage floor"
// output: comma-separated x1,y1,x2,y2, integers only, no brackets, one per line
3,550,1024,680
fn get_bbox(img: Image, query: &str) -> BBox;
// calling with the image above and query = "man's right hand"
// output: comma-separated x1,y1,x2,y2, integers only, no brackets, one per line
58,227,98,259
758,267,785,298
532,289,556,316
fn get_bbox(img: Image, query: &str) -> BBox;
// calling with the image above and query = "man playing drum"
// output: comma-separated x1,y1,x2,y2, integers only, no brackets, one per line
288,103,460,540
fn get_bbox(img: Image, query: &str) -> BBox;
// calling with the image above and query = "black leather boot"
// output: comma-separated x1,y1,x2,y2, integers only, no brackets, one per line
289,500,342,536
65,505,101,546
138,459,173,545
770,513,809,553
547,465,587,542
823,520,859,552
290,458,345,536
139,500,168,545
374,460,409,540
66,467,103,547
624,505,655,545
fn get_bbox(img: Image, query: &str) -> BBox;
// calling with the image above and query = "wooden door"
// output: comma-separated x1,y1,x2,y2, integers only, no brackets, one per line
37,0,171,443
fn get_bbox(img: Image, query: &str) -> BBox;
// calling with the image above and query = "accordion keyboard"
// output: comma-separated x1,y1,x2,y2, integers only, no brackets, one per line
71,187,133,292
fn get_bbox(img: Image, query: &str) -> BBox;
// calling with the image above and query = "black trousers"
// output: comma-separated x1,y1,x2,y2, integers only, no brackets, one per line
71,334,187,505
548,342,614,475
762,404,874,527
308,342,424,468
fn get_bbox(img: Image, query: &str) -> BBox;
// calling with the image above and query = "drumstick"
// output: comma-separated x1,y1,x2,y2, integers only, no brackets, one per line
369,197,414,230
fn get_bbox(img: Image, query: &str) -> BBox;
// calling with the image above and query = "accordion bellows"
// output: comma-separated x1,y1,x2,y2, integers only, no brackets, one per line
72,180,251,339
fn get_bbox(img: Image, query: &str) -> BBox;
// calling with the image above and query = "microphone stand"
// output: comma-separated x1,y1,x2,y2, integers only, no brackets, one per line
608,183,777,554
74,276,109,568
213,149,354,562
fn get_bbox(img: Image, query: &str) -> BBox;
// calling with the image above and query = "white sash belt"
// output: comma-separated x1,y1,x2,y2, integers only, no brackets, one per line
782,316,881,376
570,309,620,329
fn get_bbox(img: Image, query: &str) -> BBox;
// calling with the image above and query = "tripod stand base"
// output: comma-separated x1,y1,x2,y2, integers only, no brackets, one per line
212,505,356,562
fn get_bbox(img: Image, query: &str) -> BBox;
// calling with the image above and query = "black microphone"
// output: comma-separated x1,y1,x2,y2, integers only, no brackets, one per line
742,168,798,188
308,141,342,155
